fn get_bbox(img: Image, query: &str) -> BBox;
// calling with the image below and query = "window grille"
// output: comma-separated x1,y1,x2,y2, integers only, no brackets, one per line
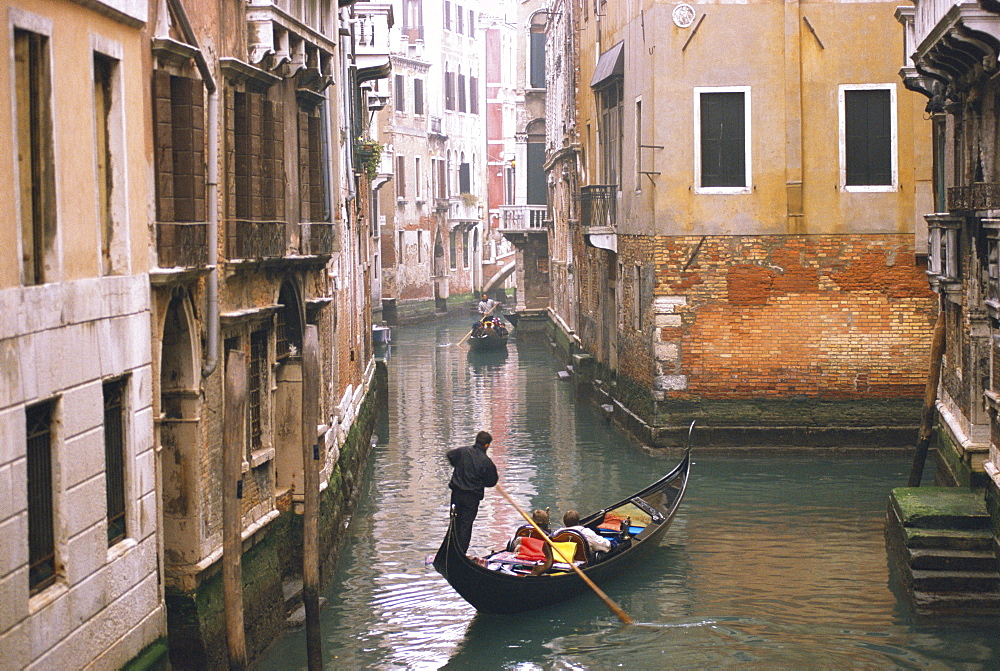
249,330,267,451
26,400,56,594
103,379,127,545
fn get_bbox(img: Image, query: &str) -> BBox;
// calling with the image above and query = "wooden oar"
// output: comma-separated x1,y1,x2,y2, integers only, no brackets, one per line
457,302,499,346
495,483,635,625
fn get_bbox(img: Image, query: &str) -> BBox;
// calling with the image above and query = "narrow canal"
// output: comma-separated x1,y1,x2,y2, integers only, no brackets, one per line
256,314,1000,669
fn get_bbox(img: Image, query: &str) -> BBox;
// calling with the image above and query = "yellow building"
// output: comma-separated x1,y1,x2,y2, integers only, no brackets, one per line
0,0,166,666
557,0,938,445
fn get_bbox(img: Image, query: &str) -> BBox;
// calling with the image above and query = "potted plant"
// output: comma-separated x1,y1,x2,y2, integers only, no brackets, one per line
355,137,383,179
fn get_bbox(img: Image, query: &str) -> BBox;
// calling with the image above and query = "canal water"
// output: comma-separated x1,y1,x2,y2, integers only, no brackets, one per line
256,314,1000,669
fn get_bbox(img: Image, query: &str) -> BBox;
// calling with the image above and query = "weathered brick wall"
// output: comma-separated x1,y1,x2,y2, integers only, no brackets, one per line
614,234,936,402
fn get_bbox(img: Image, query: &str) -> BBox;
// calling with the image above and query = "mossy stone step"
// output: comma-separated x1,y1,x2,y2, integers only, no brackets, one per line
891,487,990,530
907,548,999,572
903,526,995,551
911,569,1000,592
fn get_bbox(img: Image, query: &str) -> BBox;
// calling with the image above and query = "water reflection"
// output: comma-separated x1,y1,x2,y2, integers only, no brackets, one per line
254,314,1000,670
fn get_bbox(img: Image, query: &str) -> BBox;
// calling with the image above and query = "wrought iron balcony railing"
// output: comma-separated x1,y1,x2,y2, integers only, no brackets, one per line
300,222,335,255
498,205,547,231
226,220,285,260
578,184,617,229
156,222,209,268
947,183,1000,212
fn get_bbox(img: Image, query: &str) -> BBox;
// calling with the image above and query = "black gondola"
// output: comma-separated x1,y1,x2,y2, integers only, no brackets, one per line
467,331,509,351
433,448,691,614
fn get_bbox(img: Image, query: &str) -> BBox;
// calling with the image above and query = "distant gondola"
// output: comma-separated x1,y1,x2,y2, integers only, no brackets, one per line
433,448,691,614
467,331,508,351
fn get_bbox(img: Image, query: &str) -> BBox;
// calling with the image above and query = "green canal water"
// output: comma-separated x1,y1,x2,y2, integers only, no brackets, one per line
254,314,1000,669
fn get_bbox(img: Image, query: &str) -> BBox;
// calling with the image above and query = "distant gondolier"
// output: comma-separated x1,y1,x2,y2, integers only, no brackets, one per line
477,294,497,317
447,431,499,554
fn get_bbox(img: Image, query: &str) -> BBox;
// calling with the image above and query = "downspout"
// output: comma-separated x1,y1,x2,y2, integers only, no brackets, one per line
167,0,220,378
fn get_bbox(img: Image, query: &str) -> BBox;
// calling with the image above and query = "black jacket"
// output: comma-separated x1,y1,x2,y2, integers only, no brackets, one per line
447,443,498,500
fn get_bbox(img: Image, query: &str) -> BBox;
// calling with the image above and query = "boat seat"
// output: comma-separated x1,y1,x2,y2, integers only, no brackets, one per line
506,525,546,552
549,529,592,565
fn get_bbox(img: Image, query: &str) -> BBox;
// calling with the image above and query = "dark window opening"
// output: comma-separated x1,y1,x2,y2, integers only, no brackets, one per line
469,76,478,115
27,400,56,595
103,378,127,546
459,162,471,193
248,330,267,452
700,91,745,188
394,74,405,113
845,88,892,187
414,79,424,115
530,31,546,89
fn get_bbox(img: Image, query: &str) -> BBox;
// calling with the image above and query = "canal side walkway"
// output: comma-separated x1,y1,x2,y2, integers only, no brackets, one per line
885,487,1000,615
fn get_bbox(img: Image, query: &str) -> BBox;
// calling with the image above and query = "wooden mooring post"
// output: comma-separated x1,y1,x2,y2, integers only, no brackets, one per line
301,325,323,669
223,349,248,670
908,309,946,487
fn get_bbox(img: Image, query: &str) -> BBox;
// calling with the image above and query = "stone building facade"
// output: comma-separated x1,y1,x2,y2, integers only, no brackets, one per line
0,0,166,666
897,0,1000,501
148,0,386,664
548,0,938,445
375,0,489,324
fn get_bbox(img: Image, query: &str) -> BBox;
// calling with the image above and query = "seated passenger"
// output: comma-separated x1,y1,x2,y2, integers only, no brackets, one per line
560,510,611,553
531,508,551,535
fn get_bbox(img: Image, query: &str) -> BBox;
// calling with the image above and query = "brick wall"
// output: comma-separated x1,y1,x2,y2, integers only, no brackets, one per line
612,234,936,403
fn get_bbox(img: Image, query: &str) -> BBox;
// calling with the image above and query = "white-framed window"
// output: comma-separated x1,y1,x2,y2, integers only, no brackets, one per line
634,96,642,192
92,35,129,276
694,86,751,194
839,83,898,192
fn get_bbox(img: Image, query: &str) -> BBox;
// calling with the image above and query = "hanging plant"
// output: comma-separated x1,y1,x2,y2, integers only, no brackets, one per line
355,137,383,180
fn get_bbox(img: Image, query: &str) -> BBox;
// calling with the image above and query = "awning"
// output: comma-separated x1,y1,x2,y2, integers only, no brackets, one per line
590,41,624,89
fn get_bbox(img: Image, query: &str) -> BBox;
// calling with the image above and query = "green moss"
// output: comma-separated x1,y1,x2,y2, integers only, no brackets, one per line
122,638,170,671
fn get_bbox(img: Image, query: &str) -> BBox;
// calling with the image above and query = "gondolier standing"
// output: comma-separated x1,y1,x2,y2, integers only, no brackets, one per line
477,293,497,317
447,431,499,554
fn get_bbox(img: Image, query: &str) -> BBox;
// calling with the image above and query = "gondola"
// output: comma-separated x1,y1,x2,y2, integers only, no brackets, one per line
467,330,509,351
433,448,691,614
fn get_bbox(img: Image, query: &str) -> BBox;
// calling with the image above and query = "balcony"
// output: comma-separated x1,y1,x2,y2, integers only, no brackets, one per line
948,183,1000,212
226,220,285,260
498,205,547,231
300,222,335,255
156,222,209,268
578,185,617,252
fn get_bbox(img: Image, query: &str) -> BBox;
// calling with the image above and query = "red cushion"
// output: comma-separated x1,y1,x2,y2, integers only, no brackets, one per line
516,536,546,561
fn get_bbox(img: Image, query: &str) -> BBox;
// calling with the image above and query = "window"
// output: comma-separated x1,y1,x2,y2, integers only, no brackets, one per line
402,0,423,41
840,84,896,190
468,9,475,36
457,5,463,33
445,70,455,111
932,114,946,213
459,161,471,193
395,74,405,113
414,79,424,115
395,155,406,198
103,378,127,546
458,73,466,113
598,82,623,187
449,230,457,269
235,90,285,224
14,28,56,286
505,166,515,205
398,231,404,263
248,329,268,453
94,51,126,275
436,158,447,198
634,98,642,191
415,157,422,199
417,230,424,263
469,76,479,115
444,0,451,31
529,29,546,89
695,87,751,193
463,229,470,268
26,399,56,595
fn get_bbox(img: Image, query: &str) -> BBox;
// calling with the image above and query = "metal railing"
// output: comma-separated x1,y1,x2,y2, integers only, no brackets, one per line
300,222,335,255
226,220,285,260
498,205,548,230
578,184,617,229
156,222,209,268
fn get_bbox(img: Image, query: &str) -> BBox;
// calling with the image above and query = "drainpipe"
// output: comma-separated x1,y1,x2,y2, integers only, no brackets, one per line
167,0,220,378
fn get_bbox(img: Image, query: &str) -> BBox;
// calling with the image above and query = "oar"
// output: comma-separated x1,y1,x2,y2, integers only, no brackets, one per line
457,302,499,346
495,484,635,625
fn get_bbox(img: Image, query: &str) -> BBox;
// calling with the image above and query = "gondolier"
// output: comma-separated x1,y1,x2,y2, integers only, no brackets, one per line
477,294,497,317
446,431,499,554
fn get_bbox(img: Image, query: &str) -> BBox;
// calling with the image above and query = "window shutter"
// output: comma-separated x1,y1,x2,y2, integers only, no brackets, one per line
845,89,891,186
700,91,745,188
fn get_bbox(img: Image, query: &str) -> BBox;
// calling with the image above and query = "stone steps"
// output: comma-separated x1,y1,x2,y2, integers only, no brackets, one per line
886,487,1000,616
